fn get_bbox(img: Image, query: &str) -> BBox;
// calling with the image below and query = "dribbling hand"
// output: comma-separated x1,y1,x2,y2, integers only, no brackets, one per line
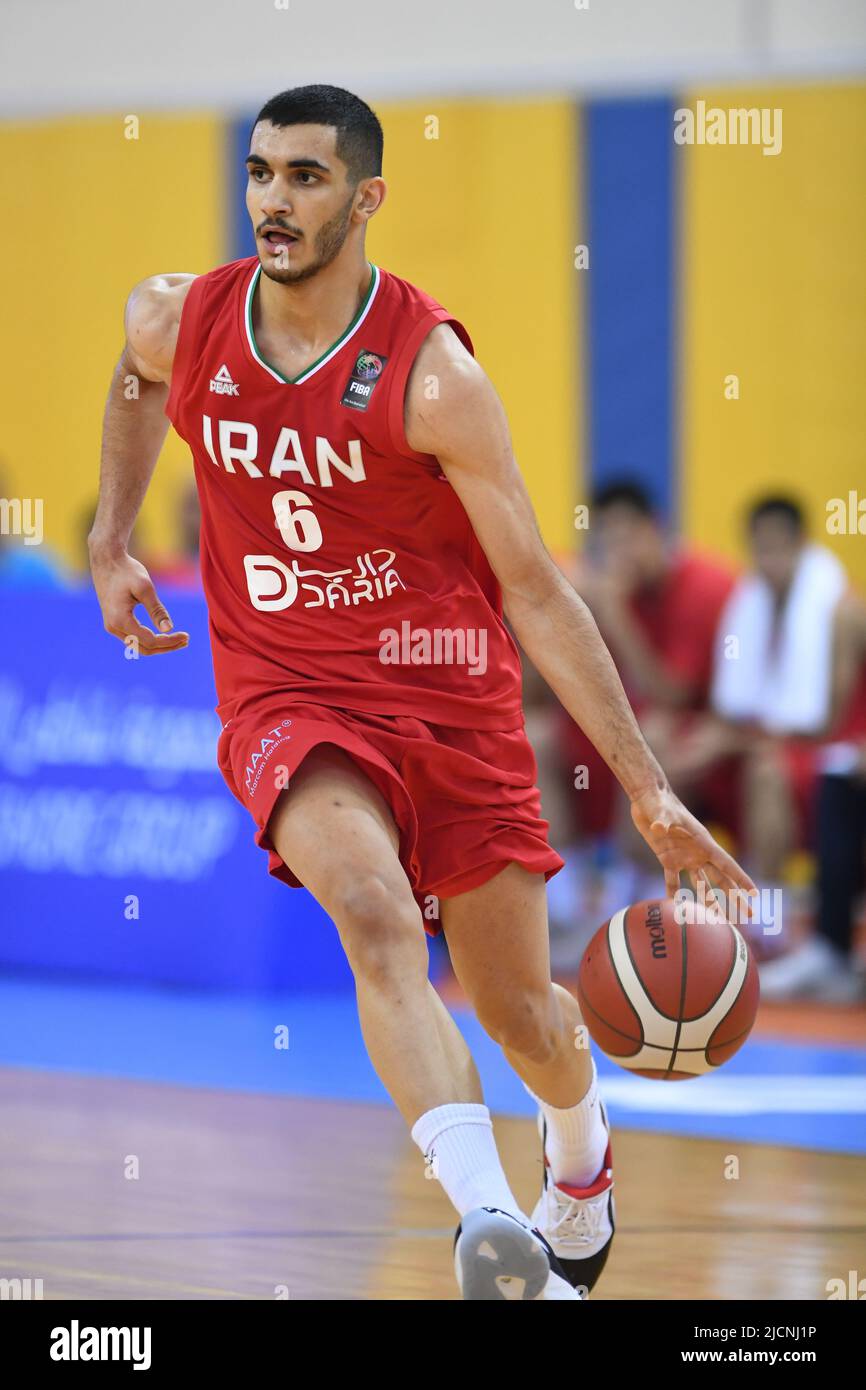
630,783,757,910
91,549,190,656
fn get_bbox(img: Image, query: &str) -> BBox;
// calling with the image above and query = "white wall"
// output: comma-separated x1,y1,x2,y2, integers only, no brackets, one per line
3,0,865,118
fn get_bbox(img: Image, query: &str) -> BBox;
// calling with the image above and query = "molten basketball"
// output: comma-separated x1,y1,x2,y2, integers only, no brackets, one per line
576,899,760,1079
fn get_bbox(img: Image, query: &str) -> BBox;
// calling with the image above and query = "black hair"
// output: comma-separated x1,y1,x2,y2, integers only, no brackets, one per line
592,479,654,517
748,495,805,534
251,84,383,183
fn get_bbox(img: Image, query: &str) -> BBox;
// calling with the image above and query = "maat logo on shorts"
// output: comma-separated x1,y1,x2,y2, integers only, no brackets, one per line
340,348,388,411
244,720,293,797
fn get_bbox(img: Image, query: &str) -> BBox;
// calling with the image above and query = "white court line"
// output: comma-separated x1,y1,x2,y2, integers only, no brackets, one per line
598,1075,866,1114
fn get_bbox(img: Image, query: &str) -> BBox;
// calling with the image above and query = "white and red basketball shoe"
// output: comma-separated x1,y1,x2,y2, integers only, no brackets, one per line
453,1206,583,1300
529,1101,615,1297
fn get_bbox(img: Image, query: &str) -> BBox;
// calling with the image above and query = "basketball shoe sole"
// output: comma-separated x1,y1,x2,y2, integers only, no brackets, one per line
453,1206,582,1300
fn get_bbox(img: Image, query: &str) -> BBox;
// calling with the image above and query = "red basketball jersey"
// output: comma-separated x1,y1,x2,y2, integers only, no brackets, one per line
164,257,524,729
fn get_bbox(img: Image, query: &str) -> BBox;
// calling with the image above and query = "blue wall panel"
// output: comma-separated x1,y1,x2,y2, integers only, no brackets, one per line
230,114,258,260
585,97,677,521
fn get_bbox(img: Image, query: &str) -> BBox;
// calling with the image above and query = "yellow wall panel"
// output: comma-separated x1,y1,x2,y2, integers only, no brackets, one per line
680,83,866,585
368,98,581,555
0,113,226,570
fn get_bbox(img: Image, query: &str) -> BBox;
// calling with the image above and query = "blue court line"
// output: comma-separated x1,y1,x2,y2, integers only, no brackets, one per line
0,978,863,1154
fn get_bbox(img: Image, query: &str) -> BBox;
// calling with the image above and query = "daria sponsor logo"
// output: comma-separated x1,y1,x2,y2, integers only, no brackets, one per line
673,99,782,156
50,1320,151,1370
244,548,405,612
378,622,488,676
244,720,293,796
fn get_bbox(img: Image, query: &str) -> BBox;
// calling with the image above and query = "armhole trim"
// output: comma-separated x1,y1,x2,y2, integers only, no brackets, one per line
385,309,475,463
165,277,205,429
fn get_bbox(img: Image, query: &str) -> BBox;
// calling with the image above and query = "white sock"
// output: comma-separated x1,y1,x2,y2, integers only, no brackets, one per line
523,1056,608,1188
410,1102,529,1223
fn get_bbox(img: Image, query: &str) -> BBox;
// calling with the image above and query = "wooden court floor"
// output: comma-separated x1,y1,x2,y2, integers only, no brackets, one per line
0,1066,863,1300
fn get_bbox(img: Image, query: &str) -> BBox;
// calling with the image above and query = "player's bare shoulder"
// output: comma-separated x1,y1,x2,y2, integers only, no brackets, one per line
123,273,198,385
404,321,495,457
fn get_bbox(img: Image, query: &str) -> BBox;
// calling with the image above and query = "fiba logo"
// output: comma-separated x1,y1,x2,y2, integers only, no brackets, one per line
340,349,389,410
355,352,384,380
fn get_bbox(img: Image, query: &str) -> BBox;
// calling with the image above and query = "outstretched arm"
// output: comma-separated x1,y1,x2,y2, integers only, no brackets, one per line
404,324,757,904
89,273,196,654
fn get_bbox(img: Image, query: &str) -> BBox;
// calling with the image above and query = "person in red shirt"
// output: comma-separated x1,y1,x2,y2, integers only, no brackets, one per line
558,481,736,855
88,85,754,1300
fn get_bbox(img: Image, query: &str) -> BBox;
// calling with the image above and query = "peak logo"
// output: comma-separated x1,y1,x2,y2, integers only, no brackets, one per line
210,363,239,395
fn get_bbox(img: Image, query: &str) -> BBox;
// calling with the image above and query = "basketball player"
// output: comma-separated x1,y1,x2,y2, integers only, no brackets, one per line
89,85,757,1300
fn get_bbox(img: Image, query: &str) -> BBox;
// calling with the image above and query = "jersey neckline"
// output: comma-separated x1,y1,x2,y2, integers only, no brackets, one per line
242,260,380,386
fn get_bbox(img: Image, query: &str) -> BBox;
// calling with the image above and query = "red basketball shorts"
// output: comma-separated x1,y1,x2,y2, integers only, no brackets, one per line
217,698,564,937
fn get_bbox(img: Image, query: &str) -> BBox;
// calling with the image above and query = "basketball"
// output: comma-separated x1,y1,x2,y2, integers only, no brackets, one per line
577,899,760,1080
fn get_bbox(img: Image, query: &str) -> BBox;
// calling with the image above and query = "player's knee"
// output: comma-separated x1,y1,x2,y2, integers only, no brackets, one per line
332,874,401,932
477,987,560,1064
331,876,425,984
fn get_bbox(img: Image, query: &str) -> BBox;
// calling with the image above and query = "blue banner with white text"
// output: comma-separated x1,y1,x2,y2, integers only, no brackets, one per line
0,589,361,993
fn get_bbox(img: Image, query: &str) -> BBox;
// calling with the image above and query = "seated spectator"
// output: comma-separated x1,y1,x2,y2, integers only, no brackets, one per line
559,479,735,857
649,494,866,998
665,497,852,872
542,480,736,962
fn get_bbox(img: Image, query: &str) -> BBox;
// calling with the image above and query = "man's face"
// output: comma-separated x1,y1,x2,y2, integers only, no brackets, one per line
749,515,803,595
245,121,361,284
591,505,665,589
